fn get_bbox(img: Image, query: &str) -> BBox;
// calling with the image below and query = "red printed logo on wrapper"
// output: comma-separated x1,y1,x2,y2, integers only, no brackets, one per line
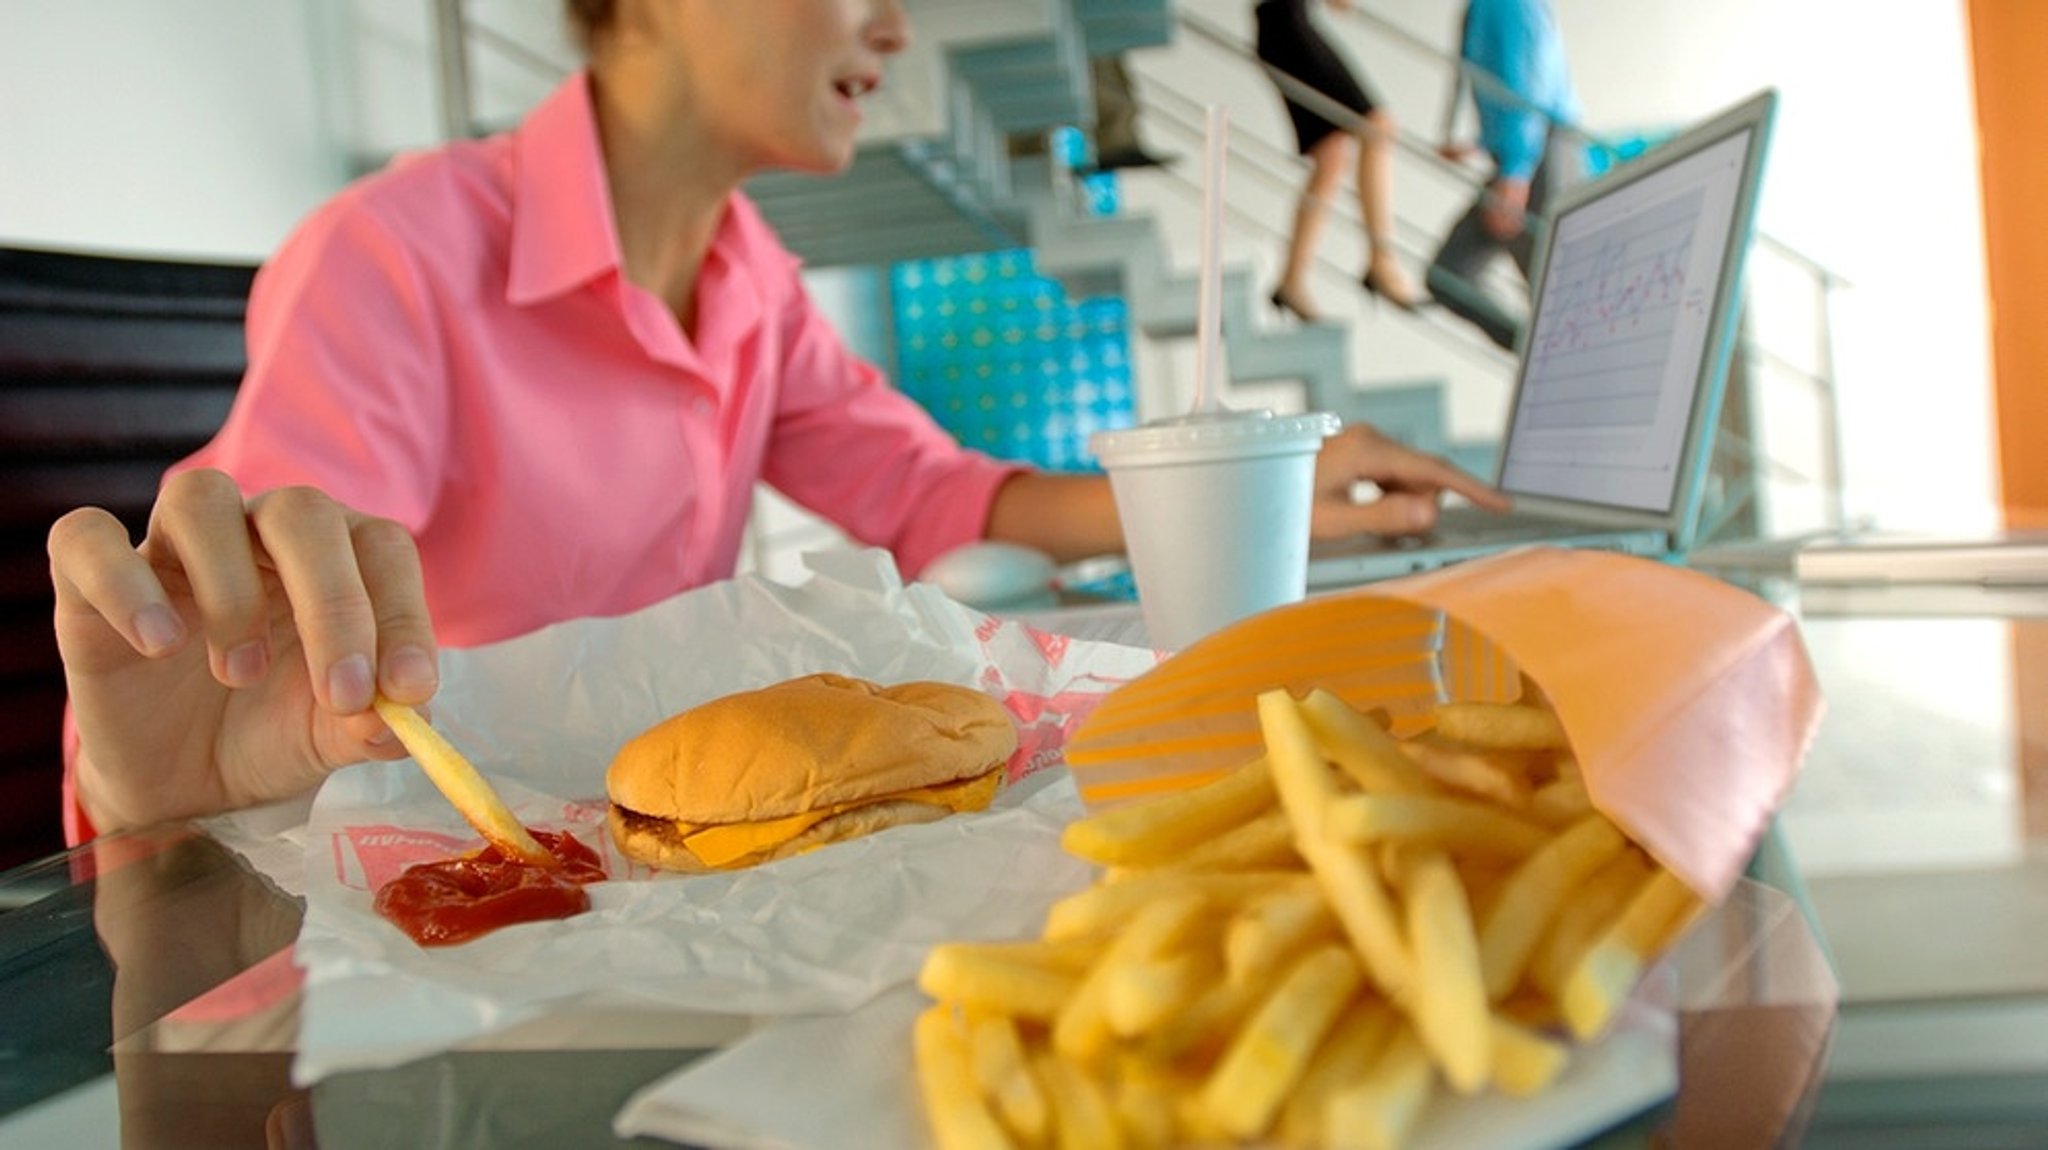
334,825,474,891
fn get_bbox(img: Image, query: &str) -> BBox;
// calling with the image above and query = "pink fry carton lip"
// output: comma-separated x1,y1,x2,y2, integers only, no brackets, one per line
1063,546,1826,902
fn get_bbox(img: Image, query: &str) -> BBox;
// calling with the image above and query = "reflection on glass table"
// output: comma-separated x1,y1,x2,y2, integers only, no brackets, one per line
1781,609,2048,1146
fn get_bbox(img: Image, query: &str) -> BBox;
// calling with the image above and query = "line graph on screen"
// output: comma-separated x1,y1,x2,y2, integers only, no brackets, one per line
1521,189,1709,432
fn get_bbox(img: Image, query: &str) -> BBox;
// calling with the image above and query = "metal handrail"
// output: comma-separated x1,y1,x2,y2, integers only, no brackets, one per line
430,0,476,141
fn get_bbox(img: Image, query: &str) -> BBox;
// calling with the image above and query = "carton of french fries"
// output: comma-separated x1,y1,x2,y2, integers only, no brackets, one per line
913,548,1824,1149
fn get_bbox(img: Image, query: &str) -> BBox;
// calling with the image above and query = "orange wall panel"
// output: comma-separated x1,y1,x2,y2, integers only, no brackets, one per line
1969,0,2048,526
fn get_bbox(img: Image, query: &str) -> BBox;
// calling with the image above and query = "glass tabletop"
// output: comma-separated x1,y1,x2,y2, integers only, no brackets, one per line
1,581,2041,1149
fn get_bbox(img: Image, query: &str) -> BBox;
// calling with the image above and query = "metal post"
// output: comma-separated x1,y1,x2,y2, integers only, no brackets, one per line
432,0,475,142
1813,271,1850,531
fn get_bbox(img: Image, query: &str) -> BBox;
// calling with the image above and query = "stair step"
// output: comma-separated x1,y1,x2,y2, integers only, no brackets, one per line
1446,441,1501,480
1131,267,1254,339
1315,382,1449,455
1079,0,1176,55
749,145,1026,267
1029,213,1166,300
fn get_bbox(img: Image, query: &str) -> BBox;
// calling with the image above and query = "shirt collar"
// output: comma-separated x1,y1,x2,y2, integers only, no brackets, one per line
507,72,620,306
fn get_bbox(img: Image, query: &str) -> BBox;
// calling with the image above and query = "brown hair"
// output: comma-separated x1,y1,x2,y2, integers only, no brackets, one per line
563,0,616,53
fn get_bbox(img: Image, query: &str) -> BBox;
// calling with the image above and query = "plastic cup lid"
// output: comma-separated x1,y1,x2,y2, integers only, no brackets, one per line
1089,409,1340,466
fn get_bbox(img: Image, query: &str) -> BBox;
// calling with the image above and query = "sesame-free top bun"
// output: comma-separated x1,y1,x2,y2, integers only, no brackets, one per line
604,673,1017,871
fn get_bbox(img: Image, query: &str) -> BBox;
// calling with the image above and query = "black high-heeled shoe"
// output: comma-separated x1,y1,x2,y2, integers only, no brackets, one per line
1269,287,1323,324
1360,267,1426,314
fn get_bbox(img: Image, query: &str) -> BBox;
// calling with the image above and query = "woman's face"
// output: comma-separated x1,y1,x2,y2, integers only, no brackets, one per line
668,0,912,175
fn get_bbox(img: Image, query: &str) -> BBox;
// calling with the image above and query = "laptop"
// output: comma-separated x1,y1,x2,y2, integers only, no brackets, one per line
1306,88,1779,589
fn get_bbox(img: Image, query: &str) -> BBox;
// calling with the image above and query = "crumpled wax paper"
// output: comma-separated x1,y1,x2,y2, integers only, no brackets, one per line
201,549,1163,1085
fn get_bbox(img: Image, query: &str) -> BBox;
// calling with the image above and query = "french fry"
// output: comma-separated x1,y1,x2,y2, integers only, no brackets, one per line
915,1007,1020,1150
1036,1050,1123,1150
1397,733,1534,808
1324,1027,1435,1150
1173,1093,1233,1147
1060,757,1276,866
1324,793,1552,860
1527,851,1654,997
970,1013,1050,1147
933,937,1104,976
921,943,1086,1022
1527,775,1594,827
1275,1000,1397,1147
1431,701,1569,751
1054,892,1209,1063
1133,971,1265,1067
1199,944,1365,1141
1225,888,1339,989
1111,1075,1178,1150
372,697,550,866
1104,949,1212,1038
1477,814,1629,1000
1169,808,1302,872
1560,867,1704,1040
1044,871,1310,942
1394,851,1491,1095
1298,690,1441,795
1257,690,1412,997
1488,1014,1572,1097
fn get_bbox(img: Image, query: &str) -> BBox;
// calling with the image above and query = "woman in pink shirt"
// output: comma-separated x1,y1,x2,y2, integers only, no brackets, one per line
46,0,1506,840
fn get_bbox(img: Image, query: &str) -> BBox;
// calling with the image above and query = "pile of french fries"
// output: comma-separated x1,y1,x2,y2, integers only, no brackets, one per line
914,686,1707,1150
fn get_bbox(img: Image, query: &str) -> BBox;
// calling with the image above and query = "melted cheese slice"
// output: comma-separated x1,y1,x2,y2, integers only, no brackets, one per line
678,769,1004,868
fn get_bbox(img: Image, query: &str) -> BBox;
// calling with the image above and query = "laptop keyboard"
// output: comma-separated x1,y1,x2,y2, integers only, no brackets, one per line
1416,505,1589,546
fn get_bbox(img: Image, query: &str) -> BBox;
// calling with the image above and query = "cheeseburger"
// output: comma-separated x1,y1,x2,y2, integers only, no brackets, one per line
605,672,1017,872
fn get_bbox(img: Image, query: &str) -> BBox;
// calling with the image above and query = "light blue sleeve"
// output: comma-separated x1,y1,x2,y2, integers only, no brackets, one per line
1466,0,1550,181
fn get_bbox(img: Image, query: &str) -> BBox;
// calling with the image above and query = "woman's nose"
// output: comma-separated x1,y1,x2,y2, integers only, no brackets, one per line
867,0,911,55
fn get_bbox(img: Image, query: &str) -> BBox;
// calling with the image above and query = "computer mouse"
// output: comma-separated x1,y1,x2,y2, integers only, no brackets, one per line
921,541,1060,611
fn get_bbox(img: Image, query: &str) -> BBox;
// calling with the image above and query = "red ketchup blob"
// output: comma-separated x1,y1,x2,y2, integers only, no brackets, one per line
374,829,606,947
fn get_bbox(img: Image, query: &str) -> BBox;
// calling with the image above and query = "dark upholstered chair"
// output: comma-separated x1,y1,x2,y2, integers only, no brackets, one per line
0,246,253,869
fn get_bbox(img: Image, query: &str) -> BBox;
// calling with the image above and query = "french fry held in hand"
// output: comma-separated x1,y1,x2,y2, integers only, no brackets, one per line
372,696,551,867
913,686,1708,1150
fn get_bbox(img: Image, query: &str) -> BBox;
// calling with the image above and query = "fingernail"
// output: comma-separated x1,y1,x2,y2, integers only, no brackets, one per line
368,724,396,748
385,645,438,694
133,604,185,655
225,641,270,686
327,654,374,712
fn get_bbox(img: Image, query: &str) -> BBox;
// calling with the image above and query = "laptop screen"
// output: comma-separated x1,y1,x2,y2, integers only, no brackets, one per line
1497,121,1761,513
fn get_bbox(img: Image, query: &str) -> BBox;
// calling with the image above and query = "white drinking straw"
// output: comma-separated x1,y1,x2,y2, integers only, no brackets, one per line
1191,104,1228,414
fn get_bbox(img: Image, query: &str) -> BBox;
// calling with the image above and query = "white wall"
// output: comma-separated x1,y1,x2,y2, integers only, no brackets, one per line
0,0,354,259
1125,0,1995,535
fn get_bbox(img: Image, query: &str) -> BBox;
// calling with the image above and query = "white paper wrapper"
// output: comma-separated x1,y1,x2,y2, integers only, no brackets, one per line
231,549,1163,1085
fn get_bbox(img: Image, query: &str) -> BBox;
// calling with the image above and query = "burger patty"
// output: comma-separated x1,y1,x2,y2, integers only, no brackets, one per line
609,798,960,872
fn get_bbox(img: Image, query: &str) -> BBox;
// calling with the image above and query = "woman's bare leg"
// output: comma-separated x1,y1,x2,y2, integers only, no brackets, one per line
1356,109,1422,307
1274,133,1352,320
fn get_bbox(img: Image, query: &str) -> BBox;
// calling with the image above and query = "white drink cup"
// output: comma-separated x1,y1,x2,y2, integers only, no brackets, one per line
1091,409,1340,651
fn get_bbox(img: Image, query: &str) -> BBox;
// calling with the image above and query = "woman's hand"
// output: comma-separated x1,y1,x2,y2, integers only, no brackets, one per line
49,470,440,833
1483,177,1532,240
1308,422,1512,539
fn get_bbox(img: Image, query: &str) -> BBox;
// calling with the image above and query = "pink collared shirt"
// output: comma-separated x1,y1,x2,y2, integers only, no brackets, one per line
64,73,1019,843
183,71,1018,647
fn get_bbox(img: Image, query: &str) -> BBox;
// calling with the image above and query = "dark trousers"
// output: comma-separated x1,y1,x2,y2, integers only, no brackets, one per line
1426,130,1579,350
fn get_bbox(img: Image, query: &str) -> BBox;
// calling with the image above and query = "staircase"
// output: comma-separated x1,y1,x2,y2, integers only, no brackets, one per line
734,0,1473,464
